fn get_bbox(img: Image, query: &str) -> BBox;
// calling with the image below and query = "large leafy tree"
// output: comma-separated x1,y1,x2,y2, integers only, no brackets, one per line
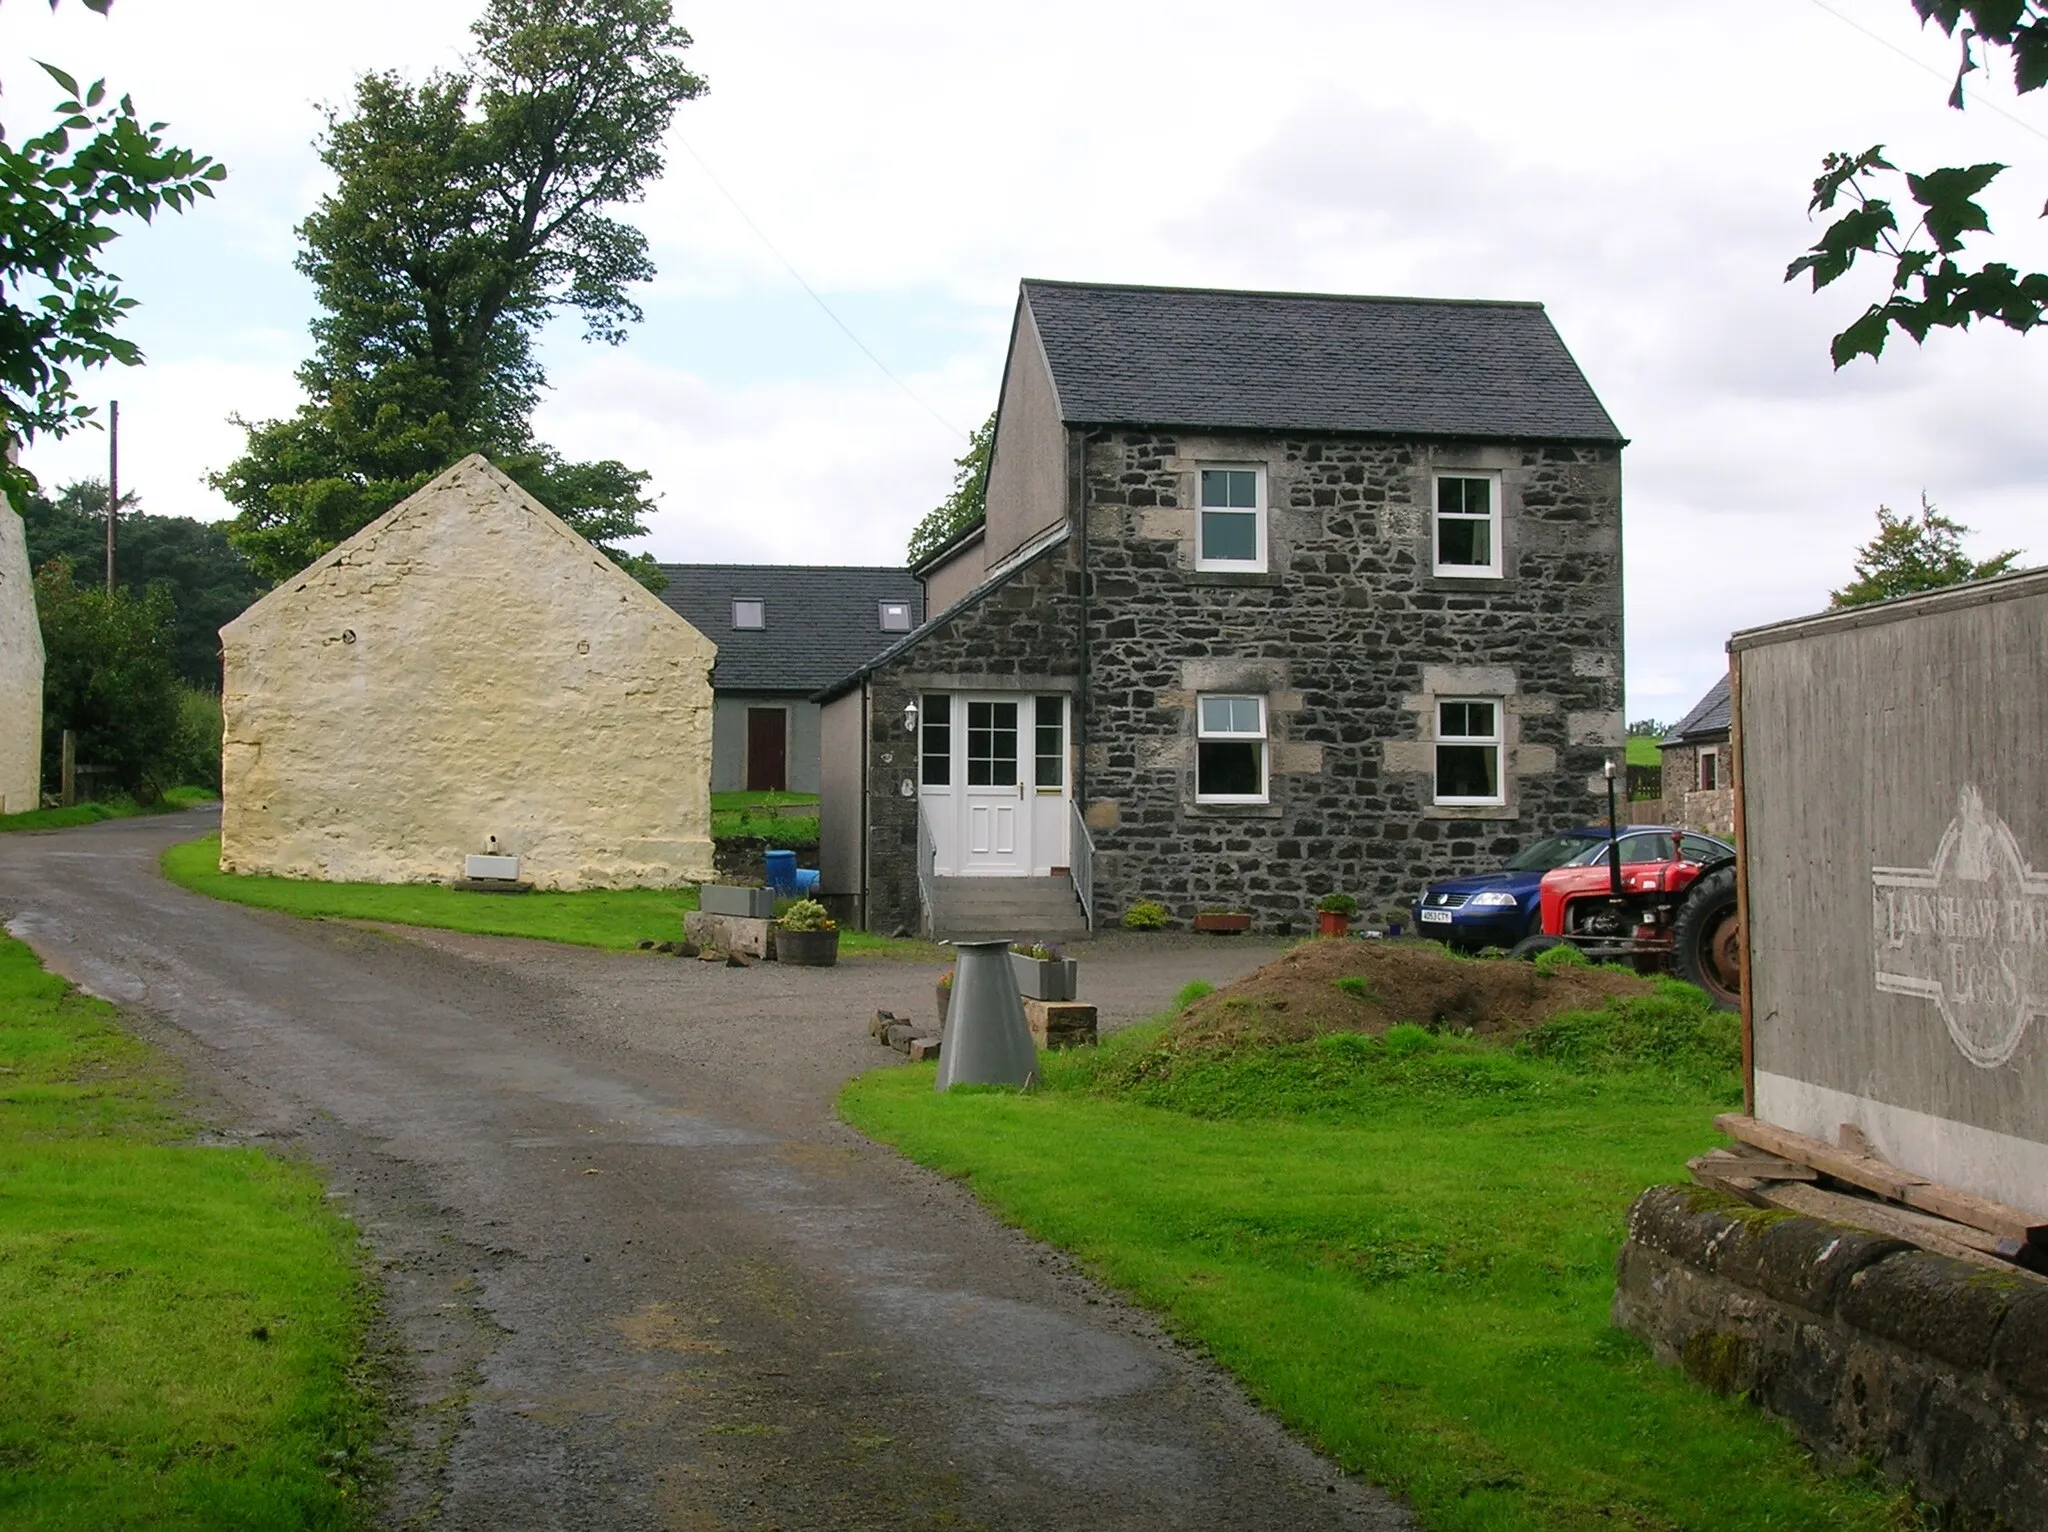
1830,495,2021,606
906,410,994,567
212,0,705,585
33,557,183,797
1788,3,2048,365
22,477,267,687
0,0,223,503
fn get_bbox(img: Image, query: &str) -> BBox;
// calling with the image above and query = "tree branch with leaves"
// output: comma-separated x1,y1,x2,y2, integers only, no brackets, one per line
1788,2,2048,365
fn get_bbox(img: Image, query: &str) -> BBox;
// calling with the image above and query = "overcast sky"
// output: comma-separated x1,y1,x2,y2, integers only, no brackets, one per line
6,0,2044,723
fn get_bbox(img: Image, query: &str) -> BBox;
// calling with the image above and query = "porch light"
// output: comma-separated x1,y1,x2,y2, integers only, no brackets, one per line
903,700,920,733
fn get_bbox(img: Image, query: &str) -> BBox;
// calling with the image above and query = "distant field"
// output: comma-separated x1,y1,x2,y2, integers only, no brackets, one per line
1625,734,1661,769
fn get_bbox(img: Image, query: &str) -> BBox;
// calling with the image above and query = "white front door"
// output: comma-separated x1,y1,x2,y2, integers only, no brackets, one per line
960,697,1028,875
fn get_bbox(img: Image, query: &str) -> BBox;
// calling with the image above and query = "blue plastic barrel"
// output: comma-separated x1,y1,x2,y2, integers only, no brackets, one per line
794,867,820,896
764,849,797,895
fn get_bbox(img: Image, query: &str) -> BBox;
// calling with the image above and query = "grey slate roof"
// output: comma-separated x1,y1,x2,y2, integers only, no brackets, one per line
1022,279,1623,443
1662,673,1731,747
656,564,922,693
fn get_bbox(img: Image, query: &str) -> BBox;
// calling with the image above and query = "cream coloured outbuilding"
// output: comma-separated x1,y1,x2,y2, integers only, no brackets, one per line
220,455,715,889
0,490,44,815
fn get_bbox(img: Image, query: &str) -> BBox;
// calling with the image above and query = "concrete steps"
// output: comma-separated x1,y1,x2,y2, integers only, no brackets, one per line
928,875,1089,942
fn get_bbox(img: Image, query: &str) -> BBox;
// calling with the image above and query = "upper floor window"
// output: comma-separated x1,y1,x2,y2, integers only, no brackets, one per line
732,598,765,629
1435,698,1504,805
879,600,913,632
1434,472,1502,578
1197,466,1266,571
1196,693,1268,803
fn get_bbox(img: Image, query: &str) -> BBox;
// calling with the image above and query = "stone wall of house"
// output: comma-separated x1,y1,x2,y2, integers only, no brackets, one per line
1078,429,1623,926
0,494,43,815
221,456,716,890
1617,1184,2048,1529
857,539,1082,934
1658,742,1735,838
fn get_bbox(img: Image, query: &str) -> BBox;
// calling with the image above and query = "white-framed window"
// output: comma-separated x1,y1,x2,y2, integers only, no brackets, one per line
920,694,951,787
1434,698,1504,805
732,598,765,629
879,600,912,632
1433,471,1502,578
1034,694,1065,790
1196,693,1268,803
1698,747,1720,792
1197,465,1266,571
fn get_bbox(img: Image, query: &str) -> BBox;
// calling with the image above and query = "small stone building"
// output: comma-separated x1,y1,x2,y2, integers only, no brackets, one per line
655,564,921,793
0,489,43,814
1658,673,1733,839
818,279,1627,935
220,455,715,889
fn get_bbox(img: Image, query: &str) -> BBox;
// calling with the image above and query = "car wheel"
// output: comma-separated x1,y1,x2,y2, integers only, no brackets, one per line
1508,934,1568,962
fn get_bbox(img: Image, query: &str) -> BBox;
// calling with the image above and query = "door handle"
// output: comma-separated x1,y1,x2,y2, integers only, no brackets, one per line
1016,781,1024,800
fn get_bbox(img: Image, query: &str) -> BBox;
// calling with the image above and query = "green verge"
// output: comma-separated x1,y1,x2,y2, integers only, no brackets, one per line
0,785,217,834
1625,734,1661,769
710,790,821,847
161,835,938,958
840,986,1918,1532
0,933,376,1528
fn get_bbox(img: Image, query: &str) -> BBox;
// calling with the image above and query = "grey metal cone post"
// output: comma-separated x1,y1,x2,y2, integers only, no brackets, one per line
934,940,1039,1091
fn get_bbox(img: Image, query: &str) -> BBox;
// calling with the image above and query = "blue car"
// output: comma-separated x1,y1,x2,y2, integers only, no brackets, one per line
1410,827,1727,950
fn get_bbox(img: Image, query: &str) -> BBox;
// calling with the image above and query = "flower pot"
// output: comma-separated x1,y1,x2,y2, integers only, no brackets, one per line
1192,912,1251,935
1385,919,1404,938
776,928,838,967
1317,911,1351,938
1009,952,1078,1001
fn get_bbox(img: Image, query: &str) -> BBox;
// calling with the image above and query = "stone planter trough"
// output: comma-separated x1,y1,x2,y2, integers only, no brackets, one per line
1009,952,1078,1002
700,883,776,920
776,927,838,967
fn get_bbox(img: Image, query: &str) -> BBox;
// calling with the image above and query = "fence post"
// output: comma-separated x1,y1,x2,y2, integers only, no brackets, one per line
60,730,76,807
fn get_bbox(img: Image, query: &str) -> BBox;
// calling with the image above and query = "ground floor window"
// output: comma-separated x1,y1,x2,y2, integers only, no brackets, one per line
1196,694,1267,802
920,695,950,786
1034,695,1065,788
1435,698,1503,804
1698,746,1720,791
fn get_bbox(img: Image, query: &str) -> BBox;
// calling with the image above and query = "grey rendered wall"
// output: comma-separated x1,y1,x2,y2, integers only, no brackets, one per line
711,695,822,794
1080,429,1623,926
1735,571,2048,1213
921,534,985,616
981,304,1068,567
817,690,866,924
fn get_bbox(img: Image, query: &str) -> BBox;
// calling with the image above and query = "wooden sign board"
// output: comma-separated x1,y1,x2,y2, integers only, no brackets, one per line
1730,567,2048,1219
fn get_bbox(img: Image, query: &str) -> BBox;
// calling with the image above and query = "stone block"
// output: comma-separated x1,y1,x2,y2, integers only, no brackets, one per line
1023,999,1097,1050
700,883,776,919
1839,1250,2020,1374
908,1036,942,1063
683,910,773,959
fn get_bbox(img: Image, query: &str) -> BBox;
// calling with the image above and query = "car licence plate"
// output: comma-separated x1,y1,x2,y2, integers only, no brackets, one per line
1419,909,1453,924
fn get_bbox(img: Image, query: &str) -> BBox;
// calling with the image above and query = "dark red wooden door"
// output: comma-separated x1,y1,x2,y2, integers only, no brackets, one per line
746,708,788,793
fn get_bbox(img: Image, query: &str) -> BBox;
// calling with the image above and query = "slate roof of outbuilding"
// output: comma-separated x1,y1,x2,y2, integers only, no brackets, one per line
655,564,922,692
1021,279,1624,443
1661,673,1732,747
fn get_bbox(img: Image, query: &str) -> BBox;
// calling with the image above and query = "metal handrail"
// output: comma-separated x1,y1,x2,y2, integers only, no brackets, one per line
915,794,939,941
1068,799,1095,932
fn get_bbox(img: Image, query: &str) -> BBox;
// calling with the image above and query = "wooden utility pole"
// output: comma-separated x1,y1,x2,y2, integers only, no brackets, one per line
105,399,119,591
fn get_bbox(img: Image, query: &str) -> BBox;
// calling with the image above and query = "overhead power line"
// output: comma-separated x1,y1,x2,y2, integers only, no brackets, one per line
1804,0,2048,144
674,134,967,441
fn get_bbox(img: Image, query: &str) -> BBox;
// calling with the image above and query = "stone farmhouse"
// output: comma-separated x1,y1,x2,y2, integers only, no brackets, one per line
220,456,717,890
1658,672,1734,839
0,490,43,815
655,564,921,794
817,279,1627,936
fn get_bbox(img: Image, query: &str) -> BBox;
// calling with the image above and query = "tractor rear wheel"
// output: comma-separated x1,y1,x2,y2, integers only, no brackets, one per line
1673,866,1741,1010
1508,934,1568,962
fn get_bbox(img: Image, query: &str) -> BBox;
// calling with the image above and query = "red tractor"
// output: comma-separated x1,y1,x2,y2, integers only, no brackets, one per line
1513,831,1742,1009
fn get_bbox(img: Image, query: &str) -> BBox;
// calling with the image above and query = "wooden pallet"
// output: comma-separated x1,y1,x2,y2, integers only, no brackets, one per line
1692,1115,2048,1279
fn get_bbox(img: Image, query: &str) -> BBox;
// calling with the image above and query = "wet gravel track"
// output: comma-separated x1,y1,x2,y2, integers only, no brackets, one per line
0,809,1413,1531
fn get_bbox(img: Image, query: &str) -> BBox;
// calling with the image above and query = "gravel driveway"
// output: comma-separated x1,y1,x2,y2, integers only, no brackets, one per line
0,808,1412,1531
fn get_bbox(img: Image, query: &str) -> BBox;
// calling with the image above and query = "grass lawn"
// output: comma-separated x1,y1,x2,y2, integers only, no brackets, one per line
840,988,1918,1532
710,790,820,846
1625,734,1661,769
0,933,376,1528
161,835,939,959
1,785,217,835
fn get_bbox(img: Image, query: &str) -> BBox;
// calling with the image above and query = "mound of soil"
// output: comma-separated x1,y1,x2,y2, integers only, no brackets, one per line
1169,939,1657,1049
